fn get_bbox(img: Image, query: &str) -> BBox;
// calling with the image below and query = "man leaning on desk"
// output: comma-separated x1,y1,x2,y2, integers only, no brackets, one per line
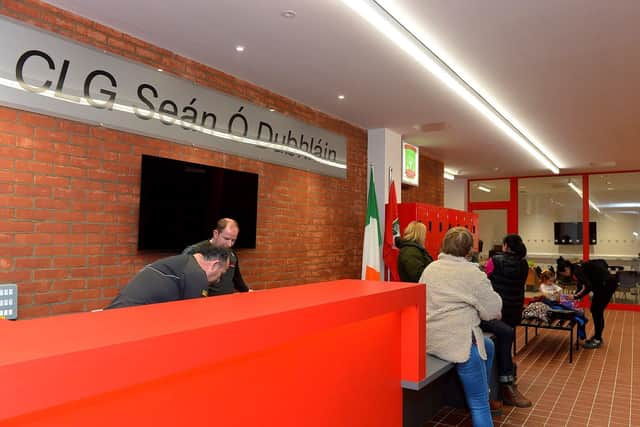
183,217,252,296
106,242,230,309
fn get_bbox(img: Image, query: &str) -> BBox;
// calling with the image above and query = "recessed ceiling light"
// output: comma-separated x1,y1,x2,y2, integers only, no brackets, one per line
235,45,245,52
269,108,275,112
281,10,297,19
337,94,345,100
419,122,447,132
443,167,459,176
157,68,163,72
590,161,616,167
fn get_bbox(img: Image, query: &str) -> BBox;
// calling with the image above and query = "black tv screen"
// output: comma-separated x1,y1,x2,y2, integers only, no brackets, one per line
137,155,258,251
554,222,597,245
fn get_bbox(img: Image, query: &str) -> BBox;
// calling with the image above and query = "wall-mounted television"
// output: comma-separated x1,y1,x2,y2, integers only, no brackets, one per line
137,155,258,251
554,222,597,245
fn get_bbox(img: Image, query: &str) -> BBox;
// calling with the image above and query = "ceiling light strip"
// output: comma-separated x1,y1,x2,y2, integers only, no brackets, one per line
599,203,640,209
443,167,457,180
342,0,561,174
443,167,458,176
568,181,601,213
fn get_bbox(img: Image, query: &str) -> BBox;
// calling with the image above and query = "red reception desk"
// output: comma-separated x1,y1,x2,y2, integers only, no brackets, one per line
0,279,425,427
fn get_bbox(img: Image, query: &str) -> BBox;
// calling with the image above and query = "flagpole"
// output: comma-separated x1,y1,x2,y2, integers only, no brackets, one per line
385,167,392,281
362,164,382,281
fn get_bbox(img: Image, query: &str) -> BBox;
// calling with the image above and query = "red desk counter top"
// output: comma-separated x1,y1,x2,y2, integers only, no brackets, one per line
0,279,425,426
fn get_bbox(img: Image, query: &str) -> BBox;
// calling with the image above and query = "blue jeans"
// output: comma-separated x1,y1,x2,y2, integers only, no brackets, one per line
456,336,495,427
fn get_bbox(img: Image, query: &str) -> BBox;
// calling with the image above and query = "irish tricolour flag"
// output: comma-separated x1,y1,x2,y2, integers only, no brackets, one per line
361,168,382,280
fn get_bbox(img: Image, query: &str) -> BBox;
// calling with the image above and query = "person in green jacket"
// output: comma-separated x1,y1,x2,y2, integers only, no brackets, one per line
396,221,433,282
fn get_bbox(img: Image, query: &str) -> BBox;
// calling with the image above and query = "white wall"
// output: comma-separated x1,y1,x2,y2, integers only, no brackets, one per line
445,178,467,210
368,129,402,218
520,209,640,260
477,210,507,257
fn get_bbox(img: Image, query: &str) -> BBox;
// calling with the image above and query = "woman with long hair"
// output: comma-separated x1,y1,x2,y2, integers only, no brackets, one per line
556,257,615,349
396,221,433,282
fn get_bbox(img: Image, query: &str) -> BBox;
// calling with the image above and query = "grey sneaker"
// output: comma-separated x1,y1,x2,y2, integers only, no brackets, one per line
583,338,602,349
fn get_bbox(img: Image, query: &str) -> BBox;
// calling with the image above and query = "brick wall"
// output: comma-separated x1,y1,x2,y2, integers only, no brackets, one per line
401,151,444,206
0,0,368,318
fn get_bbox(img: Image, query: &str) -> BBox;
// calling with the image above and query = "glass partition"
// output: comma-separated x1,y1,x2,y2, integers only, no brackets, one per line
590,172,640,305
518,175,583,265
476,209,507,261
469,179,510,202
589,172,640,261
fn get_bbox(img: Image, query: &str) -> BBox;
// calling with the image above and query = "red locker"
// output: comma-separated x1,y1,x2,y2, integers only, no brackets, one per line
470,213,480,251
397,203,479,258
428,205,446,257
398,203,429,232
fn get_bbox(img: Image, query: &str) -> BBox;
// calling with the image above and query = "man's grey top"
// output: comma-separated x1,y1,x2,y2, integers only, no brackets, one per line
183,240,249,294
106,254,209,308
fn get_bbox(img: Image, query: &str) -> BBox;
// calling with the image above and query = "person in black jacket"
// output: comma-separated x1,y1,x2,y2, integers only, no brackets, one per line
556,257,616,349
106,243,230,309
483,234,531,407
487,234,530,327
184,218,251,296
396,221,433,282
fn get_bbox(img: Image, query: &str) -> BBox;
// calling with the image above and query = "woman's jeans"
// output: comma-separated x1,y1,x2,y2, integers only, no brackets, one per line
456,336,495,427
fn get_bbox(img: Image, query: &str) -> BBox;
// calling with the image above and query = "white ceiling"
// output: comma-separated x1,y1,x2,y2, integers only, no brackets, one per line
43,0,640,179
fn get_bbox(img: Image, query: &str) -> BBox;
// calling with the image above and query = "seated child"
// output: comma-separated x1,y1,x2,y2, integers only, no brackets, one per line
534,269,587,339
539,270,563,301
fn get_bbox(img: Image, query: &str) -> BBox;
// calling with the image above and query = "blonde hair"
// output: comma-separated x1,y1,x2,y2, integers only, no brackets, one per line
441,226,474,257
402,221,427,246
540,269,555,283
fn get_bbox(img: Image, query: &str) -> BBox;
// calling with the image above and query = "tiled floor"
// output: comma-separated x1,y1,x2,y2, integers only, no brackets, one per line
425,309,640,427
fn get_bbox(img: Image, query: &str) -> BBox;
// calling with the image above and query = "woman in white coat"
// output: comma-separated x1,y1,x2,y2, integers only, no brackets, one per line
420,227,502,427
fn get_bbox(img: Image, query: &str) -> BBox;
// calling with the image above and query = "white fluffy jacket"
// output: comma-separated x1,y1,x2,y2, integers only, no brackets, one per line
420,253,502,363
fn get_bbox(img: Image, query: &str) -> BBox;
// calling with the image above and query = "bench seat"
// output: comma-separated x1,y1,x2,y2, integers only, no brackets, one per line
402,333,499,427
517,317,581,363
401,354,455,391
